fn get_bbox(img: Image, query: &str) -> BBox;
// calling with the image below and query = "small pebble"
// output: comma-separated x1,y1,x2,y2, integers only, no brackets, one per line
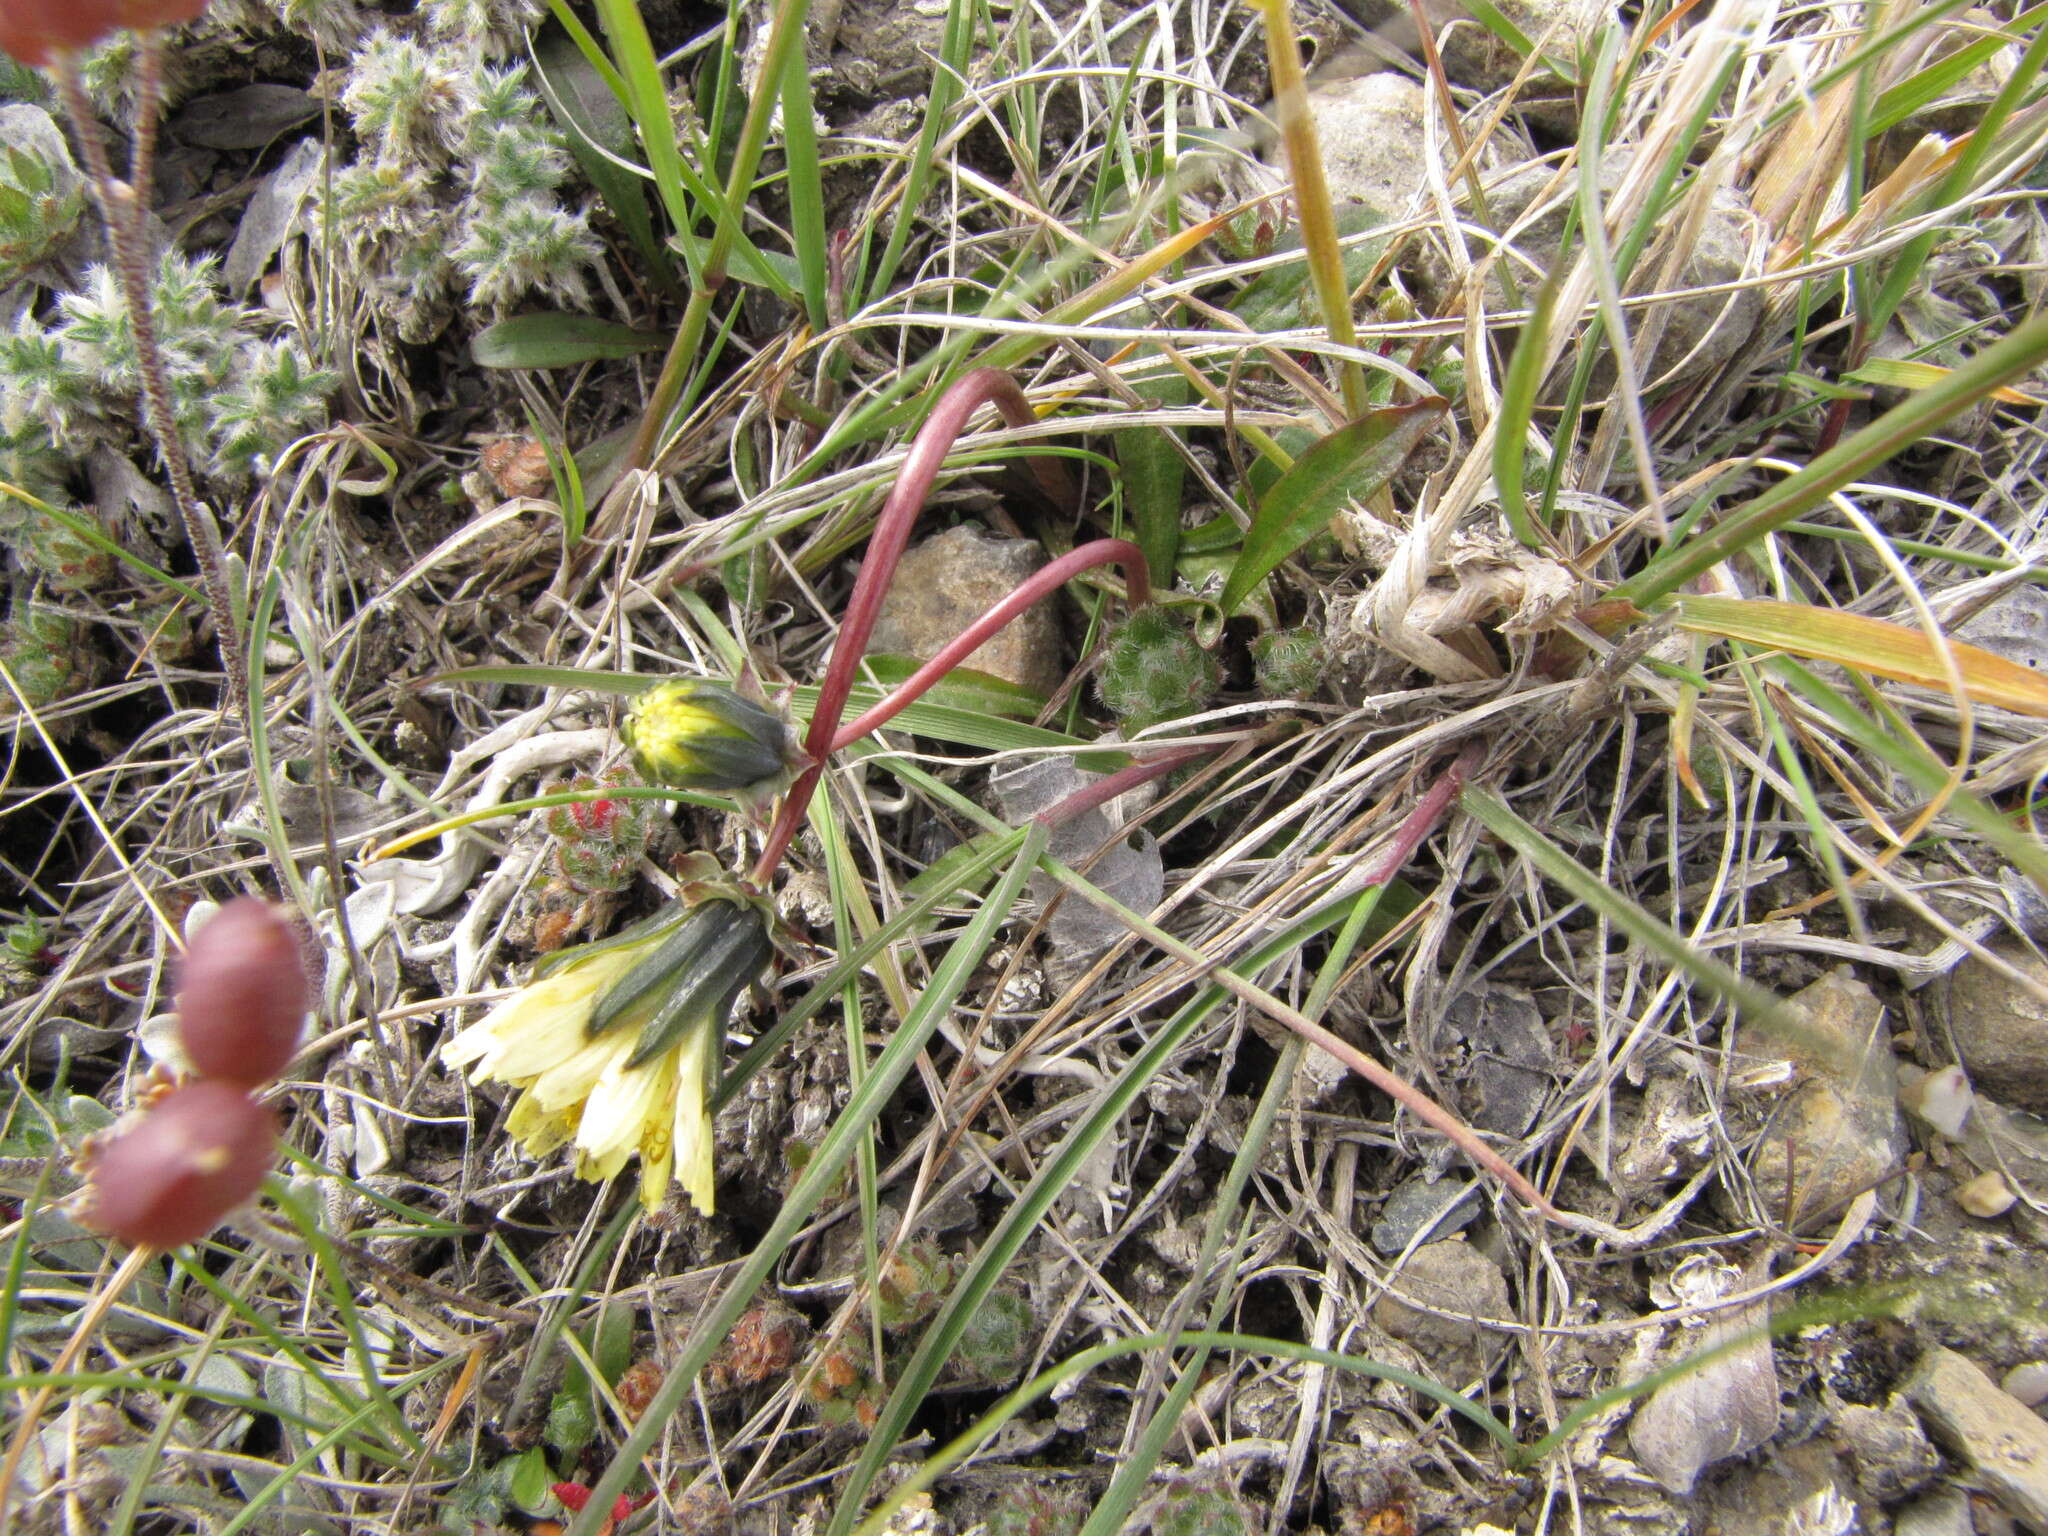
1905,1065,1974,1138
1955,1169,2016,1218
2003,1362,2048,1408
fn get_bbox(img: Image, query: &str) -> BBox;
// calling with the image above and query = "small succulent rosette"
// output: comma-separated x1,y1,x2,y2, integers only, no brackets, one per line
442,861,773,1215
620,678,793,802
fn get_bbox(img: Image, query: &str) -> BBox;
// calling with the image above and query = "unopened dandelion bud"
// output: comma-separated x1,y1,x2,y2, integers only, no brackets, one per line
620,679,790,794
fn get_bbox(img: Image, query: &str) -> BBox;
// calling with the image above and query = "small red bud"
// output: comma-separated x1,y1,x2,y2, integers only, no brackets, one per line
175,898,310,1088
570,795,621,838
551,1483,593,1514
79,1080,276,1248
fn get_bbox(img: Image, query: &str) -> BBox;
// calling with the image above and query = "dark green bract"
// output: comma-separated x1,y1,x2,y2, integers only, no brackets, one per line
584,898,772,1073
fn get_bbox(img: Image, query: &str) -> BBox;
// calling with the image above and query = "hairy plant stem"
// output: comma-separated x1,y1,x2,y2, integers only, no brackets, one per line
50,50,252,730
748,368,1128,885
130,31,164,210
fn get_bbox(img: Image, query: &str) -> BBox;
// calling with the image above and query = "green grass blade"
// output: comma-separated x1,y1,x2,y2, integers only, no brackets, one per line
862,0,975,305
852,1329,1517,1536
717,818,1028,1100
1862,18,2048,342
1766,655,2048,891
1494,268,1561,546
1459,785,1801,1042
584,0,699,236
1080,883,1389,1536
825,878,1368,1536
1868,2,2048,134
779,29,828,330
1609,306,2048,605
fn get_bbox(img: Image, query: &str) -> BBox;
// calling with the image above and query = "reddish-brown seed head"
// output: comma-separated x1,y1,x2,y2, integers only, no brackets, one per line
79,1080,277,1248
175,898,309,1088
0,0,206,65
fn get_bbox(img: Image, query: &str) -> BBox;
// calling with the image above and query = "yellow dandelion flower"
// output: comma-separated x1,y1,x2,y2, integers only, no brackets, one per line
443,899,770,1215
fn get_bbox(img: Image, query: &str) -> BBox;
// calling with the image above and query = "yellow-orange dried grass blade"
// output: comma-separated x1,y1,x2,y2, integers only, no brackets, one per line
1671,595,2048,717
1852,355,2046,407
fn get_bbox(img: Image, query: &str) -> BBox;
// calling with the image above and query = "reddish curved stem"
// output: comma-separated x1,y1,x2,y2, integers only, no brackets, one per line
748,369,1088,886
1032,743,1211,829
828,538,1149,753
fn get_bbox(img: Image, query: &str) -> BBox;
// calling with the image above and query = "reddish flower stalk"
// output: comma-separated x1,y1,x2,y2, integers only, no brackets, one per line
1031,743,1211,831
748,369,1133,886
45,47,250,730
827,537,1150,753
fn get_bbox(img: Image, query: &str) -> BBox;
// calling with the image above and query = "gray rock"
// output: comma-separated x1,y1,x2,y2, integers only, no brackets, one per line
990,757,1164,986
1905,1346,2048,1529
1943,943,2048,1114
1305,73,1433,218
867,525,1064,696
1437,982,1553,1136
1829,1398,1941,1503
1371,1240,1511,1384
1370,1175,1480,1255
1954,583,2048,676
169,85,319,150
1302,73,1510,222
2001,1361,2048,1408
1697,1440,1861,1536
1729,967,1902,1230
1628,1302,1780,1495
1892,1489,1974,1536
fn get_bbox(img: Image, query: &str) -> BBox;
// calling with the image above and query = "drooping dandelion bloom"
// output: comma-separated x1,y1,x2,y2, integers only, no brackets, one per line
442,898,771,1215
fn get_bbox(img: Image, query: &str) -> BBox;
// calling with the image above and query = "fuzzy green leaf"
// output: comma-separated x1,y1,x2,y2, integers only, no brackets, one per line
470,314,668,369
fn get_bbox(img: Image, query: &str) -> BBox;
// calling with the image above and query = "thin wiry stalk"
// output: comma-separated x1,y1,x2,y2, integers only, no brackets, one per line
48,51,252,732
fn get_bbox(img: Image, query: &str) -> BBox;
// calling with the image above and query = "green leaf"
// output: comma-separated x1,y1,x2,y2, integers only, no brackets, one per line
1220,399,1446,618
1115,359,1192,584
508,1448,552,1513
1228,206,1390,335
471,314,668,369
668,228,804,295
531,26,677,297
860,655,1048,721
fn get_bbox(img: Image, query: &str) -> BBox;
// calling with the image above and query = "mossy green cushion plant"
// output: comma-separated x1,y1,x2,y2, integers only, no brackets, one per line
1097,606,1220,731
